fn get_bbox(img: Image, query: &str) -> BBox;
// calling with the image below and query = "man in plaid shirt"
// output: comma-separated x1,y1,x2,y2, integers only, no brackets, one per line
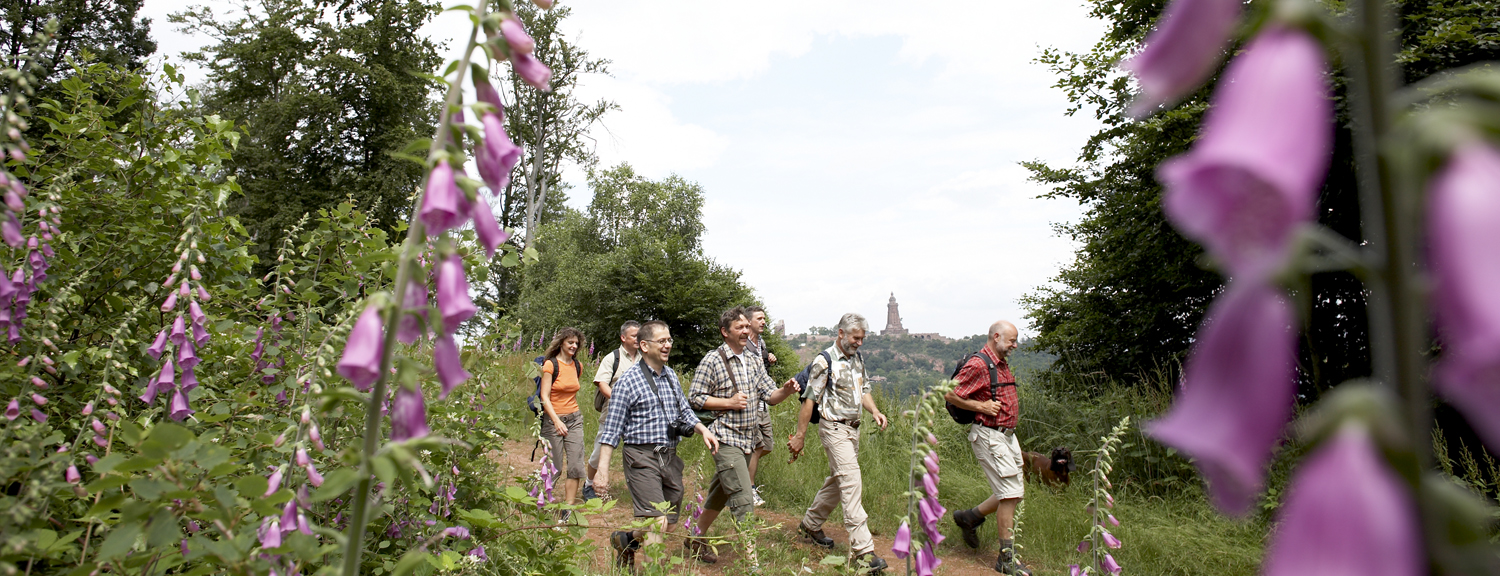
593,320,719,572
946,320,1031,576
684,307,801,564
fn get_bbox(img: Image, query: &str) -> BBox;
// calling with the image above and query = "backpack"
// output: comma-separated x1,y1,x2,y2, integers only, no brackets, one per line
944,352,1014,424
592,349,623,412
527,356,583,417
794,350,864,425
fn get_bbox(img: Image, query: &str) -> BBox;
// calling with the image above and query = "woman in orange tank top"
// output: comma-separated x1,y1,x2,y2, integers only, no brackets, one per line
539,327,587,511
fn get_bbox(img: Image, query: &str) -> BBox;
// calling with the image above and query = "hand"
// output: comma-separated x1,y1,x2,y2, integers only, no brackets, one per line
594,469,609,489
553,418,568,436
787,433,804,456
767,352,778,364
702,430,720,454
872,412,888,430
728,392,749,410
980,400,1003,417
782,379,801,394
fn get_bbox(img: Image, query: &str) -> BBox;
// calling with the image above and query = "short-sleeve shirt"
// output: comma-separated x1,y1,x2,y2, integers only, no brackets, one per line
594,347,641,386
689,343,777,453
803,344,869,423
951,346,1018,429
541,358,582,415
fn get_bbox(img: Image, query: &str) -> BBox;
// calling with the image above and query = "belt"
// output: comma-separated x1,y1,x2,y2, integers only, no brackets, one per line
624,442,675,453
826,418,861,429
980,423,1015,435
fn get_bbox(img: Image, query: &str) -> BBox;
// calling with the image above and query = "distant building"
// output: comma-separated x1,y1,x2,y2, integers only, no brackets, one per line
882,293,909,336
774,319,785,337
909,332,951,343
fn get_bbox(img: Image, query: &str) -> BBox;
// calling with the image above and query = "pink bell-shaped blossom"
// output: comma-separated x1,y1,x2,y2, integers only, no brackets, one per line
4,398,17,420
436,256,476,333
265,466,285,497
921,472,939,497
1078,539,1091,553
442,526,471,539
30,408,46,422
397,279,429,345
305,461,324,487
475,78,504,112
180,366,198,393
1070,565,1082,576
259,518,282,549
1102,529,1122,549
477,113,522,192
1428,142,1500,451
922,451,939,475
1122,0,1242,116
434,333,472,399
337,305,386,392
1157,27,1333,282
141,358,175,405
280,501,298,534
160,291,177,312
1145,282,1297,515
193,322,210,347
471,194,510,259
30,393,46,405
391,384,431,441
295,447,311,467
170,316,187,348
500,16,535,54
915,546,941,576
891,521,911,559
66,465,81,484
147,328,169,360
1102,553,1122,574
418,161,472,236
511,52,552,92
1261,424,1420,576
178,339,199,369
189,301,206,326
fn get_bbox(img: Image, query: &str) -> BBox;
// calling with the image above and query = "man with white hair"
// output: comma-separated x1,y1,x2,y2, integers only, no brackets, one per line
788,312,890,573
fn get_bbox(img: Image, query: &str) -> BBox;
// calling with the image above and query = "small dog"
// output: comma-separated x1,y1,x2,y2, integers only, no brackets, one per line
1022,447,1075,488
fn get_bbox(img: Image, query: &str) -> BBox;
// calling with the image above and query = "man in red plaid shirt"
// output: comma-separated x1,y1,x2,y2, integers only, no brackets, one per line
946,320,1031,576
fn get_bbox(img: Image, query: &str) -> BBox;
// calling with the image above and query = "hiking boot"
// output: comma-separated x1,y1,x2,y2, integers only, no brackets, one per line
953,507,986,549
854,552,889,574
752,484,766,506
610,530,638,572
684,537,719,564
994,550,1032,576
581,483,599,501
798,523,835,548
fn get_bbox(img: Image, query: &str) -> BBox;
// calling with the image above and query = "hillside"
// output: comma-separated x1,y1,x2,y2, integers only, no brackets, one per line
785,333,1057,397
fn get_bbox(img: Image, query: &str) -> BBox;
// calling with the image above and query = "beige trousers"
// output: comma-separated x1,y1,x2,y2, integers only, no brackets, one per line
801,420,874,554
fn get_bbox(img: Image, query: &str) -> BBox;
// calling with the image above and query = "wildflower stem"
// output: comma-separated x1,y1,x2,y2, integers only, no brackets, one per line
338,1,489,574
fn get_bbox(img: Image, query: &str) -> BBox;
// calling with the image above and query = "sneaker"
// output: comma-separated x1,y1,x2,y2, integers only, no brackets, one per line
798,523,835,549
684,537,719,564
581,483,599,501
854,552,889,574
752,484,766,507
611,530,638,572
953,507,986,549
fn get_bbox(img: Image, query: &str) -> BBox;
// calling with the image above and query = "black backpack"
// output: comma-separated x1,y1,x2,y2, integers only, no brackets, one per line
527,356,583,417
944,353,1013,424
794,350,864,425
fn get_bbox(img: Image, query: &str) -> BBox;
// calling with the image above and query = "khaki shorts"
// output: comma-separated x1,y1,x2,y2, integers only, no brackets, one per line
754,410,775,452
704,449,755,519
541,411,586,479
621,444,684,521
969,424,1025,501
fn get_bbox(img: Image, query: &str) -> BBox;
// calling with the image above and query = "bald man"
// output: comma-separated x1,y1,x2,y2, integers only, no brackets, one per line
945,321,1031,576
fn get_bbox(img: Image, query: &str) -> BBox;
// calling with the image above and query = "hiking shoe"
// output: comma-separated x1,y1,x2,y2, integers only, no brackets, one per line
798,523,835,548
610,530,638,572
752,484,766,507
684,537,719,564
854,552,889,574
581,483,599,501
953,507,986,549
994,551,1032,576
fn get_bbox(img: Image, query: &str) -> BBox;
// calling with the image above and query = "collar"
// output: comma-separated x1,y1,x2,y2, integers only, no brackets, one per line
718,342,746,362
829,343,856,361
981,345,1009,368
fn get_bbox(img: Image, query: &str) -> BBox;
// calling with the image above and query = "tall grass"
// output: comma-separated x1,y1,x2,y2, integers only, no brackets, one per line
475,347,1268,574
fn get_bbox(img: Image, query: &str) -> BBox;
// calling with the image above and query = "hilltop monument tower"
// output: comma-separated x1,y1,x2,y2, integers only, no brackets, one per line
882,293,909,336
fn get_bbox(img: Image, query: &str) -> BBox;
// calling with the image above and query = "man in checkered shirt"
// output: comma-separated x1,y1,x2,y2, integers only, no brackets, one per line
684,307,801,564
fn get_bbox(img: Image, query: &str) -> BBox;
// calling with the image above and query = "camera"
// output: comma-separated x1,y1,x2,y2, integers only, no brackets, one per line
667,420,697,439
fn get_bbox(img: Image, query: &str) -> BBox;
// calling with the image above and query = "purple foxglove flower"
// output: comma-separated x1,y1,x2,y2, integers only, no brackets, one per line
192,322,209,347
468,546,487,559
1070,565,1082,576
471,194,510,259
397,279,429,345
1102,529,1121,549
281,501,298,532
922,472,939,497
1122,0,1241,116
297,511,312,535
180,539,189,558
189,301,206,326
295,447,310,467
86,454,98,465
436,256,476,333
434,333,472,399
1145,282,1296,515
475,79,503,112
30,393,45,405
170,316,187,348
442,526,471,539
891,521,911,559
1427,142,1500,451
500,16,534,54
93,434,108,447
147,329,169,360
418,161,471,236
160,291,177,312
1,215,20,247
275,389,288,404
260,518,282,549
511,52,553,92
197,284,211,302
390,384,430,441
915,546,941,576
1261,424,1420,576
1108,512,1120,526
305,462,324,487
66,465,81,483
3,398,16,420
82,401,93,416
1078,539,1091,553
169,389,194,421
92,419,106,434
309,423,325,451
178,339,199,369
30,408,45,422
266,466,285,497
923,451,939,475
337,305,386,392
477,113,522,192
1102,553,1122,574
1157,27,1333,282
141,358,175,405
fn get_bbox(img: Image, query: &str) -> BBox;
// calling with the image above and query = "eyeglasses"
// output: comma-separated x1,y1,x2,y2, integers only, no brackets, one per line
643,337,673,346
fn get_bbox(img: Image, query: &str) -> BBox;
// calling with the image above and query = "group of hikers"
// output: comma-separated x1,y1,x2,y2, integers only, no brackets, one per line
530,306,1032,575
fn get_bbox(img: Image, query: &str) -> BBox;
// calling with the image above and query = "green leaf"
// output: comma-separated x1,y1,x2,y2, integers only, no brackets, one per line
92,453,127,474
128,478,175,501
84,494,128,518
235,475,269,498
115,455,164,473
95,521,142,561
393,551,433,576
146,508,181,547
312,468,361,502
372,454,398,488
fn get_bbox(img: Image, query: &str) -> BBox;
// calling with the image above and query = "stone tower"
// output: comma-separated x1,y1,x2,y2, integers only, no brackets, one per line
882,293,908,336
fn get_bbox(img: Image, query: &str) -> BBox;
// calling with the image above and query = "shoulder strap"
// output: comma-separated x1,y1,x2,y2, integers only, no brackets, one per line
573,357,583,376
716,348,740,395
638,359,672,414
612,349,622,373
975,353,1000,398
820,351,834,395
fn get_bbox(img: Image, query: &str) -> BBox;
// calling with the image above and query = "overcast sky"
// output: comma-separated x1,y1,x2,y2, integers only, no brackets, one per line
142,0,1108,339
